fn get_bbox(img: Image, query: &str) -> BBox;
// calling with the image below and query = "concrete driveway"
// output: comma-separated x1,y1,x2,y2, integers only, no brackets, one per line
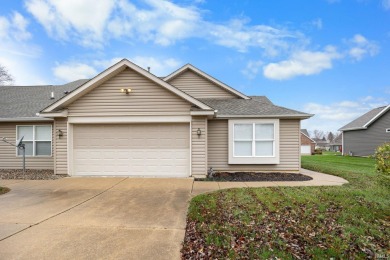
0,177,193,260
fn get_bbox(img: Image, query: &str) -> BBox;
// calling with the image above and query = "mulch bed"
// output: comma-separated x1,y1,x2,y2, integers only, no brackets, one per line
0,169,67,180
196,172,313,182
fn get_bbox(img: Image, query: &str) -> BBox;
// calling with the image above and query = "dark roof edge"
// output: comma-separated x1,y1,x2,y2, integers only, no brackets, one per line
0,117,53,122
215,114,313,119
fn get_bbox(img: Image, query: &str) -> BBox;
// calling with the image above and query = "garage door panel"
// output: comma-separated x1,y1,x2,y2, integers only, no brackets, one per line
301,145,311,155
73,124,190,176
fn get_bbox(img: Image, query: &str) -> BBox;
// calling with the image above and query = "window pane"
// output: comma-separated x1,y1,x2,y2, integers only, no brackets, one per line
17,141,33,156
255,124,274,139
255,141,274,156
234,124,252,140
36,126,51,140
36,141,51,156
234,141,252,156
17,126,33,140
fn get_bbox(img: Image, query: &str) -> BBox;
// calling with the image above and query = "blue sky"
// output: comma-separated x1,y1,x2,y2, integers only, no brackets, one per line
1,0,389,133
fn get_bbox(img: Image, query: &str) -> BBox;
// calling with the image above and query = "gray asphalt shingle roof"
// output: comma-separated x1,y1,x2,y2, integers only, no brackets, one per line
1,80,311,119
339,106,388,131
197,96,312,118
301,129,310,137
0,79,88,119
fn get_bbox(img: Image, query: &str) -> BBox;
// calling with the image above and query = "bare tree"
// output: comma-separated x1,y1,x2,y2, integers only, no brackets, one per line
327,131,335,142
313,129,324,140
0,64,14,85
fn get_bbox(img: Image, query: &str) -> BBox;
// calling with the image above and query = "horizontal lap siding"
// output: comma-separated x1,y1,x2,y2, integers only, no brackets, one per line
0,122,54,169
168,70,237,99
343,111,390,156
191,117,207,176
207,119,300,172
54,118,67,174
68,68,191,116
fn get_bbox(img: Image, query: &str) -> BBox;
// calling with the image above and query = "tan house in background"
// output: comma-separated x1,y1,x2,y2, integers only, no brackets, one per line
300,129,316,155
0,59,312,177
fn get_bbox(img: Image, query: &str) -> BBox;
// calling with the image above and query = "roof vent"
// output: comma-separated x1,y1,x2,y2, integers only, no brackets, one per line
50,92,55,99
64,91,70,95
147,67,150,72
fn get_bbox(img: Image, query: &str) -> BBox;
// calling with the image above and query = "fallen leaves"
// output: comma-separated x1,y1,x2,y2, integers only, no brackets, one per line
181,188,389,259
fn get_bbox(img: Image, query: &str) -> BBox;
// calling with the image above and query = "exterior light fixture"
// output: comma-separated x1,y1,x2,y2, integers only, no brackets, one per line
57,129,63,137
120,88,132,94
197,128,201,137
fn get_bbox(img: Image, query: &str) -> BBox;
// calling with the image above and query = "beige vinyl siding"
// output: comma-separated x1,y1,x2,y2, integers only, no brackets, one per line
67,68,192,116
0,122,54,169
191,116,207,177
208,119,300,172
54,118,67,175
167,69,237,99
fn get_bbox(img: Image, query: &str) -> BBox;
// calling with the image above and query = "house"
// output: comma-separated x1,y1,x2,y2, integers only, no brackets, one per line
0,59,312,177
300,129,315,155
329,134,342,152
339,105,390,156
313,138,330,151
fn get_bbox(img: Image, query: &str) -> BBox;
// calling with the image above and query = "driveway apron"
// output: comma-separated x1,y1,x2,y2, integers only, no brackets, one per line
0,177,193,260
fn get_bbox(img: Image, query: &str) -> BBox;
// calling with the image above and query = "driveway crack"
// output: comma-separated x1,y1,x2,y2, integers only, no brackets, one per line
0,177,128,242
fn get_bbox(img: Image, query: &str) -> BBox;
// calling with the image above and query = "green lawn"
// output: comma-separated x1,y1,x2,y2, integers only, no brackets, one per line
182,155,390,259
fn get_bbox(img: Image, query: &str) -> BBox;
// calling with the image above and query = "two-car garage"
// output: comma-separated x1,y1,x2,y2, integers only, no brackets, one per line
71,123,190,177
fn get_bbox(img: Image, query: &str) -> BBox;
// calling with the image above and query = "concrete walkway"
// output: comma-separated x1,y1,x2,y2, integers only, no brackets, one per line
0,177,193,260
191,168,349,195
0,169,348,259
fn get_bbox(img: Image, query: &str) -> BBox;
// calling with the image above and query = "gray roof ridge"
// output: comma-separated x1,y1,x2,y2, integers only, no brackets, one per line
339,105,389,131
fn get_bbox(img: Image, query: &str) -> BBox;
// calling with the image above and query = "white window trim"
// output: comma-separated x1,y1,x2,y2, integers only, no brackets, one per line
16,125,52,157
228,119,279,164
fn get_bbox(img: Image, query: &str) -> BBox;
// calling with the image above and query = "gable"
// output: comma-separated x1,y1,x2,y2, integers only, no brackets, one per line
67,68,192,116
167,69,238,99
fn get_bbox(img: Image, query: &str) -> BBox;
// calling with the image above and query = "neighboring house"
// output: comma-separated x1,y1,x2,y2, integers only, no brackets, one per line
0,59,312,177
329,134,342,152
339,105,390,156
313,138,330,151
300,129,316,155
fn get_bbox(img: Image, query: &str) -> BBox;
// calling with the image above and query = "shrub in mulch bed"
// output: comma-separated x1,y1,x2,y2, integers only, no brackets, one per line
196,172,313,182
0,169,67,180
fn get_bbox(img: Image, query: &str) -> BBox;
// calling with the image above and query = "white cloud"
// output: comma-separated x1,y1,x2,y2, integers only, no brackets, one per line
301,98,388,132
52,56,181,83
263,46,341,80
383,0,390,10
206,19,299,55
25,0,116,46
241,60,263,79
0,12,31,41
311,18,322,30
53,62,98,82
25,0,303,55
130,56,181,76
348,34,379,61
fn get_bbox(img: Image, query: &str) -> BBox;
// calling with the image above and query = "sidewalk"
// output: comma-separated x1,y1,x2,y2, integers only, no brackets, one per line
191,168,349,196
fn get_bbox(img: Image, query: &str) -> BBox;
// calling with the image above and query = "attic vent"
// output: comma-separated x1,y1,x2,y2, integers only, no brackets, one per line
386,128,390,133
50,92,55,99
64,91,70,95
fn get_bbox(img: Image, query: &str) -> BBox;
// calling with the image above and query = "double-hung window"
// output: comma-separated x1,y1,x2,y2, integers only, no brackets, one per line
16,125,52,156
229,119,279,164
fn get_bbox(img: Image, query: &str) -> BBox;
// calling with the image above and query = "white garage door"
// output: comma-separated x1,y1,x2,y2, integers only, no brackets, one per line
72,123,190,177
301,145,311,155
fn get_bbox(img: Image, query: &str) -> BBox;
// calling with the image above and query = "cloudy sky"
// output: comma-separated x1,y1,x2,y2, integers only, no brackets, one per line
1,0,389,133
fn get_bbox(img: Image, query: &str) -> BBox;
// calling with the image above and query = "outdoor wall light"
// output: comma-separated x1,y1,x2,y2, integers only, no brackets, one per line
57,129,63,137
120,88,132,94
197,128,202,137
